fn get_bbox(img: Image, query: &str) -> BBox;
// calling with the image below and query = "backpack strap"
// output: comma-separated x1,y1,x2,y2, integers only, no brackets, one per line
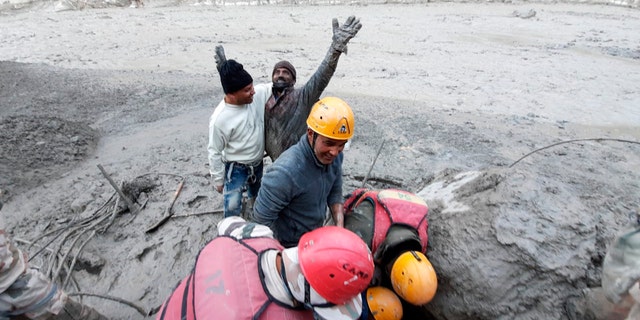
343,188,369,213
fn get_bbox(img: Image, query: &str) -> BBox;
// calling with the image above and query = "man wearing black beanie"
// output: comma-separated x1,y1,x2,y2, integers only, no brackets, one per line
219,59,253,96
215,15,362,161
207,58,272,218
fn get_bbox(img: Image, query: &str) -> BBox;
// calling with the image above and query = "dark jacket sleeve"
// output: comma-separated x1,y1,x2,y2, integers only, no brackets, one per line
297,46,345,115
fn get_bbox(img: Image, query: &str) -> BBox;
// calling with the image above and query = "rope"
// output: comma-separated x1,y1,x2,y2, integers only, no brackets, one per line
509,138,640,168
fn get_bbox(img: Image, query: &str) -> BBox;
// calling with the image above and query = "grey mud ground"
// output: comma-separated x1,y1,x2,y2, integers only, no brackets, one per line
0,2,639,319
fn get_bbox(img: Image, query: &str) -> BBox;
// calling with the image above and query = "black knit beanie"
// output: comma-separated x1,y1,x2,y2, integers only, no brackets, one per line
219,59,253,94
272,60,296,81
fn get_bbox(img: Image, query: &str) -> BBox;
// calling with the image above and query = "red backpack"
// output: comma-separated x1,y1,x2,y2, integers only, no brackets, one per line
156,236,312,320
344,189,429,258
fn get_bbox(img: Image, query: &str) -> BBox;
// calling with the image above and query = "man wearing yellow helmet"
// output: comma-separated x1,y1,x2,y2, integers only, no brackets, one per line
252,97,354,248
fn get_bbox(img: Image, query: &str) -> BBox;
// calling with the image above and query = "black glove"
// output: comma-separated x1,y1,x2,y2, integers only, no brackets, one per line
331,16,362,53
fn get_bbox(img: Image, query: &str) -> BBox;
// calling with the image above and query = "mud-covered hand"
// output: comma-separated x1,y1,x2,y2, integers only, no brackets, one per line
214,45,227,72
210,173,223,194
331,16,362,54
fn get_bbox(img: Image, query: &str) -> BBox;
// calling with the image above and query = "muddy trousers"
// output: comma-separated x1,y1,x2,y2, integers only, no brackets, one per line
223,161,263,218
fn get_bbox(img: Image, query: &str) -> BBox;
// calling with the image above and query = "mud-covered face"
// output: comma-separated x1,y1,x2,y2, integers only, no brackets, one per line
272,67,295,91
307,129,347,165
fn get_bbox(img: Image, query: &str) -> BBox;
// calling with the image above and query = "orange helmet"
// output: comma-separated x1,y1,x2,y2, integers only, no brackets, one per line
365,286,403,320
306,97,354,140
298,226,374,304
390,251,438,305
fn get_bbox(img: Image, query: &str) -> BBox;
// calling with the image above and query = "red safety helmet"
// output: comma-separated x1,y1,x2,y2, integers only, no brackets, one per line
298,226,374,304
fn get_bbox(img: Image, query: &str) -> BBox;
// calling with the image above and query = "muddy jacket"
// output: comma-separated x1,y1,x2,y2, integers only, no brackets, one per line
265,47,346,161
156,235,312,320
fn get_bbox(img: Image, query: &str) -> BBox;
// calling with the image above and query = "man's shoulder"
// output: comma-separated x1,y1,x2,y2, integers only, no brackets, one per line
210,105,235,128
250,83,272,110
272,141,308,166
210,99,229,117
269,153,300,174
217,216,274,240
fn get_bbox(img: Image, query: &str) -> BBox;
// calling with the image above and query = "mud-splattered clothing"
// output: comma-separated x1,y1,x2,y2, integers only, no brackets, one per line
0,230,65,319
265,48,347,161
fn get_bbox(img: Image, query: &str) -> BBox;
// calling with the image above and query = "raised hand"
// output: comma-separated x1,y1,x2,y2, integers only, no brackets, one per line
332,16,362,53
214,45,227,72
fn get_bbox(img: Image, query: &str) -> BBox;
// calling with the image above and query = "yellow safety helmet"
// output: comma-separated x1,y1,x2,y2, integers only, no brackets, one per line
306,97,354,140
366,286,403,320
390,251,438,306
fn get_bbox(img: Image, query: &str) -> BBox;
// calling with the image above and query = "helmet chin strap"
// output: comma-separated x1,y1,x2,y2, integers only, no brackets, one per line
311,132,318,150
304,278,335,310
278,252,333,310
309,132,325,165
304,280,312,309
279,253,302,309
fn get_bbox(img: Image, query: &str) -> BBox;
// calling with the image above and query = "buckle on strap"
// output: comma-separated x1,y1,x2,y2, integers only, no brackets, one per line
247,168,257,184
226,161,261,183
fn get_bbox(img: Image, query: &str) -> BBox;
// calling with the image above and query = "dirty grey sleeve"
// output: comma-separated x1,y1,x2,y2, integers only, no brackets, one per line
299,16,362,111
